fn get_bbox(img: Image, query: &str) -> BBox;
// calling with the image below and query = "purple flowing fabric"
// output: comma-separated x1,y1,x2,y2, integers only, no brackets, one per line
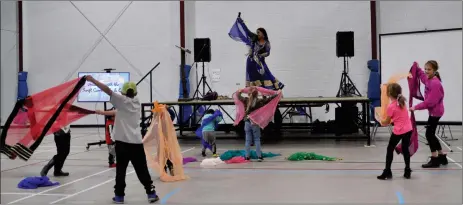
408,62,424,101
395,62,423,156
183,157,197,165
228,15,253,46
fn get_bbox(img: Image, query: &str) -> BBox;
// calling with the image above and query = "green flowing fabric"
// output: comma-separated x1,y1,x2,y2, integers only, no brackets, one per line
220,150,281,161
287,152,340,161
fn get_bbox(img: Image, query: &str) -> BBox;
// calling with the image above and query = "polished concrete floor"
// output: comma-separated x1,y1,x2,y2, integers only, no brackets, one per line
1,126,462,204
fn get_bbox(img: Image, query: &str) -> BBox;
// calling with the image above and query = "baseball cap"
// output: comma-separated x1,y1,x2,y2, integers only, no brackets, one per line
121,82,137,94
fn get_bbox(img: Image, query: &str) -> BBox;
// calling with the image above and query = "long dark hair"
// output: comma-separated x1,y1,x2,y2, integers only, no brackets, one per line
387,83,406,109
426,60,441,81
257,28,269,41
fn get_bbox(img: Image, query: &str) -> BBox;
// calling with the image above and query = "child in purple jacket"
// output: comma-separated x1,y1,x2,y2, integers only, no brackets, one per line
410,60,447,168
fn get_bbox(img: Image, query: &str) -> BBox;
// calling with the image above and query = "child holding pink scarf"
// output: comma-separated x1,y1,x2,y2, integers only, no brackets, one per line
234,86,282,161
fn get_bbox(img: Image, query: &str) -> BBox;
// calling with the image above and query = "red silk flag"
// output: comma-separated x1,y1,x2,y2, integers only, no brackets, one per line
1,77,94,161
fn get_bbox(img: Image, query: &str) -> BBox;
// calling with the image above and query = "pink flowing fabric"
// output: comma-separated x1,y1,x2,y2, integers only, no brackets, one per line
233,87,282,129
225,156,249,164
12,111,28,126
395,62,422,156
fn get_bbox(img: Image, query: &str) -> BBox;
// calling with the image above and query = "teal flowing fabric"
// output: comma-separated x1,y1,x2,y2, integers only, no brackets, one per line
220,150,280,161
287,152,340,161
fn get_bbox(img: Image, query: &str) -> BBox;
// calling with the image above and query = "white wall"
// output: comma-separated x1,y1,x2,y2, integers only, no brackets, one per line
17,1,463,126
191,1,372,121
380,30,462,122
22,1,374,125
378,1,462,34
1,1,18,125
377,1,462,123
184,1,199,94
23,1,180,125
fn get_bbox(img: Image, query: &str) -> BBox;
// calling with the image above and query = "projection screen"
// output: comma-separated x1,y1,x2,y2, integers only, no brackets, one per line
380,29,462,123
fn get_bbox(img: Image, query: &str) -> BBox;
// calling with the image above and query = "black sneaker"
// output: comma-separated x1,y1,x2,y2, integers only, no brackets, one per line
147,193,159,203
201,151,206,157
54,171,69,177
257,157,263,162
377,169,392,180
245,157,250,161
422,156,440,168
112,196,124,204
438,154,448,165
404,168,412,179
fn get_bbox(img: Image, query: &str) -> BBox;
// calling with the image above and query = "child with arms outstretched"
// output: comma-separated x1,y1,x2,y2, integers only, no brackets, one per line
86,76,159,204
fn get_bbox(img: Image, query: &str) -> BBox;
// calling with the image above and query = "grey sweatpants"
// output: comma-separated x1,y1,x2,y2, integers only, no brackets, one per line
202,131,216,154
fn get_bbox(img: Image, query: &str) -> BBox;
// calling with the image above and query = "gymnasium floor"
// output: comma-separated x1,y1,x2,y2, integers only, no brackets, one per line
1,127,462,204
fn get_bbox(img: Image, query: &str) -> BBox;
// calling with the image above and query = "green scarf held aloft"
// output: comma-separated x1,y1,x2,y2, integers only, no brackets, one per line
287,152,341,161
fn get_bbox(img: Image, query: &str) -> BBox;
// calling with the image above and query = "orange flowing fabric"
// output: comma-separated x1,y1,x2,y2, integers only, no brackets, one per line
376,73,409,124
143,102,188,182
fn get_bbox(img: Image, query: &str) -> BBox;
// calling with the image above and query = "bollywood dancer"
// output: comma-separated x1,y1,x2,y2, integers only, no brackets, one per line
229,14,284,90
409,60,447,168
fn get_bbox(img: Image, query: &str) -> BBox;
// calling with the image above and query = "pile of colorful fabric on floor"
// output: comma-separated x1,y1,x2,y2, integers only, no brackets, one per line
219,150,281,161
197,150,341,166
199,150,281,166
18,176,59,189
183,157,197,165
287,152,341,161
224,156,250,164
200,157,225,167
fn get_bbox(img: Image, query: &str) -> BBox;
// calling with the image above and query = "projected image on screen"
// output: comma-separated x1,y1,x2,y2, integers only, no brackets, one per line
380,29,462,122
77,72,130,102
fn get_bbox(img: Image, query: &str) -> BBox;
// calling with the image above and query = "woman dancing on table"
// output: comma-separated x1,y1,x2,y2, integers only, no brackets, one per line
409,60,447,168
229,15,284,90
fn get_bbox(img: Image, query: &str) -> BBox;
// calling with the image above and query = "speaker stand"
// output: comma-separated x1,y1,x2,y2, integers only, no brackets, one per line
192,62,213,100
337,56,362,97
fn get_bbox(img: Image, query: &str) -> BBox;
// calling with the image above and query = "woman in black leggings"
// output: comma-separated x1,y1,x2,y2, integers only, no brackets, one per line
410,60,447,168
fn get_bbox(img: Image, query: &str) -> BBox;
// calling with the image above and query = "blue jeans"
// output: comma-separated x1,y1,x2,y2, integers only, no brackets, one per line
245,120,261,158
